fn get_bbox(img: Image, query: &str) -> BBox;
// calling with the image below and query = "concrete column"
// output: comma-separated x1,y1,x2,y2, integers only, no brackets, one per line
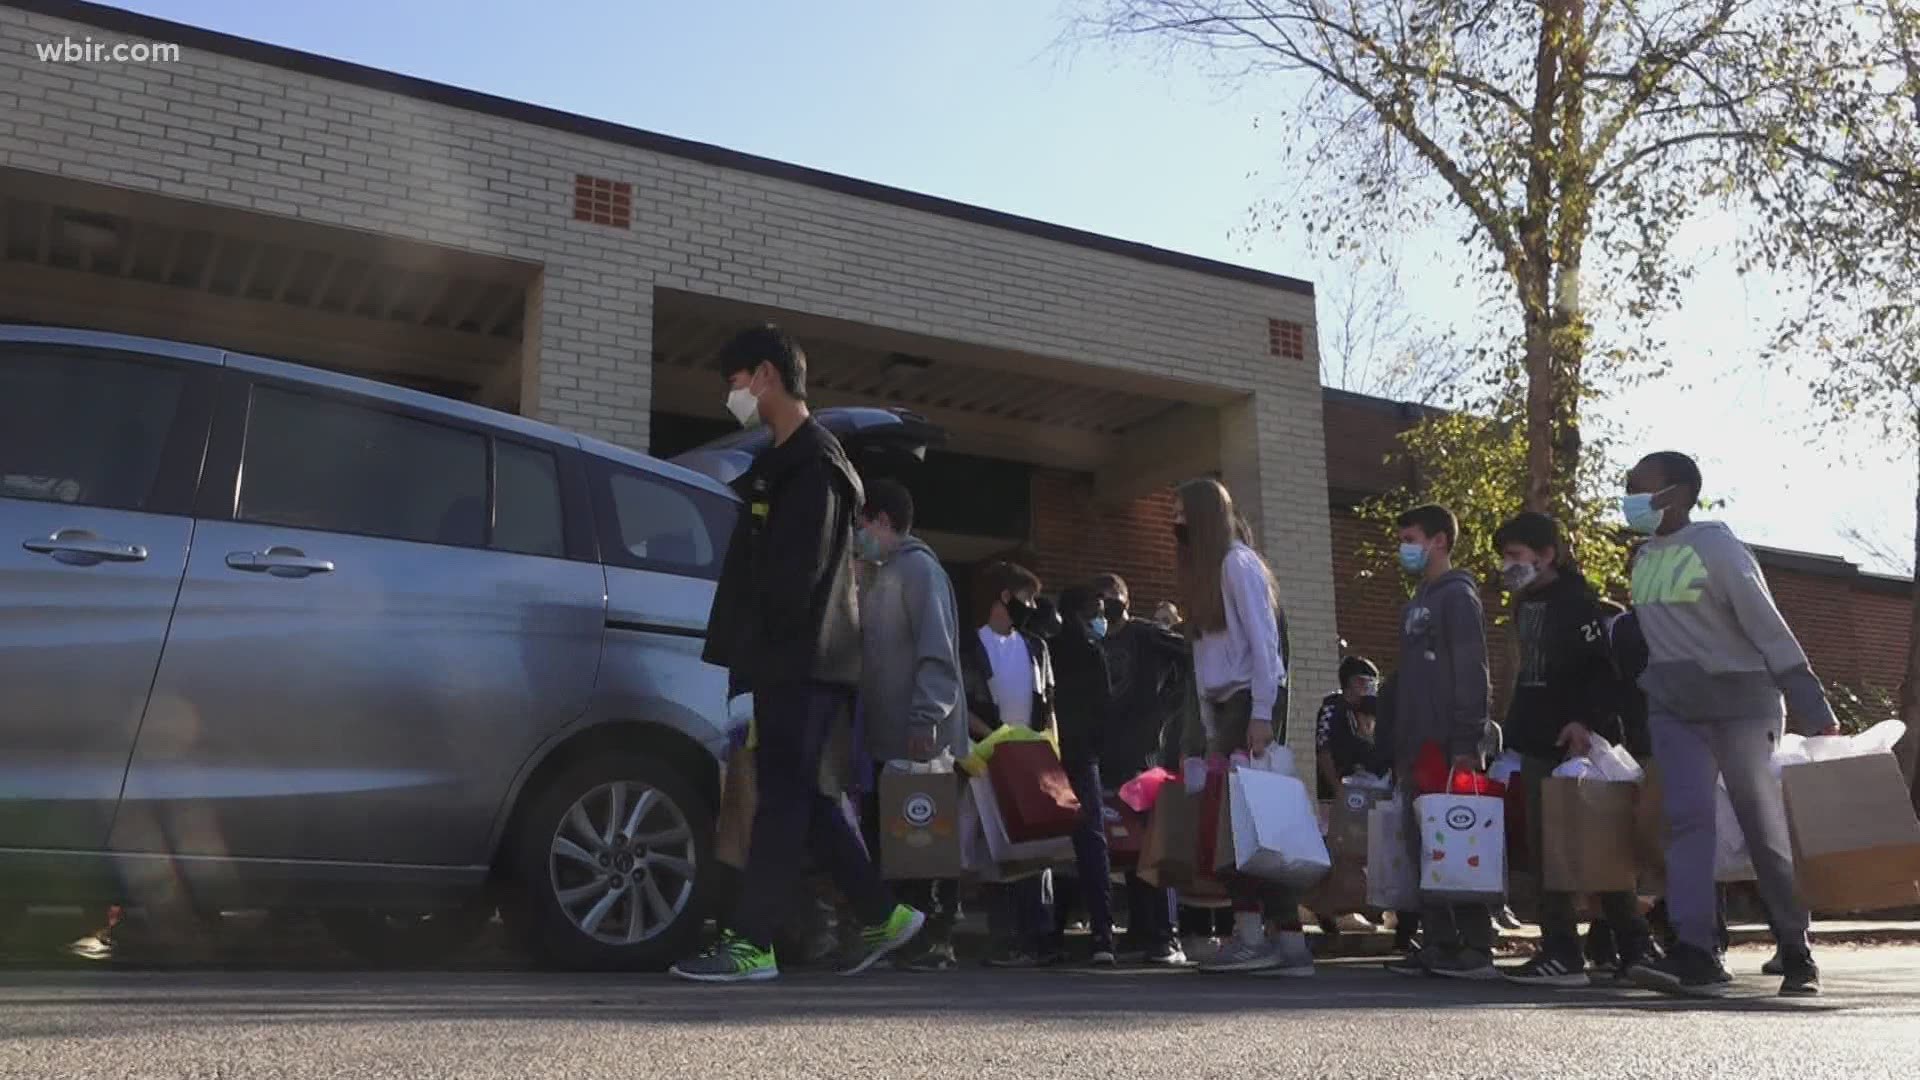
1220,389,1339,760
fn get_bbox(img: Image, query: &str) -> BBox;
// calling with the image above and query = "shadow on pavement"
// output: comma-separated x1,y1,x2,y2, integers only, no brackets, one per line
1,957,1910,1042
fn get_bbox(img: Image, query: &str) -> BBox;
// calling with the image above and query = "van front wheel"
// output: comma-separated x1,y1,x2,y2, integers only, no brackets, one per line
504,752,712,970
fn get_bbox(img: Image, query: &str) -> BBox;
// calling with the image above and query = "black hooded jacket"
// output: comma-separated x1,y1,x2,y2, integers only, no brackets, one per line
1504,570,1622,760
1099,619,1193,780
1050,617,1112,769
702,417,865,692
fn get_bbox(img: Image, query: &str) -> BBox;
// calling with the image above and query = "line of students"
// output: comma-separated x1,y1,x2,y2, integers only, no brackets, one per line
670,323,1836,998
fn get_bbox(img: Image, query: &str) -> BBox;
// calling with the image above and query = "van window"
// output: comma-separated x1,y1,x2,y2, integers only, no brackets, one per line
600,466,733,578
0,345,186,512
494,441,565,558
238,386,488,547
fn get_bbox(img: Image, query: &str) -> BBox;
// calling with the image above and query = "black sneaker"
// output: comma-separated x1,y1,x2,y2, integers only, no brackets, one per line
1779,952,1820,997
896,943,956,973
1761,948,1786,977
1385,952,1432,978
1144,940,1189,966
1428,948,1500,981
1500,954,1591,988
1392,930,1422,954
1628,945,1732,998
986,947,1038,969
1610,939,1663,986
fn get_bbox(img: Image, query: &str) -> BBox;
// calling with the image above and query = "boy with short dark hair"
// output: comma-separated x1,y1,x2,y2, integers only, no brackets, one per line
853,478,964,971
959,560,1057,967
1620,451,1835,998
1382,504,1498,981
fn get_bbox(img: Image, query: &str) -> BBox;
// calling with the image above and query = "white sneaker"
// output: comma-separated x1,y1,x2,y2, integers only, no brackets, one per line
1254,931,1316,978
1200,935,1283,974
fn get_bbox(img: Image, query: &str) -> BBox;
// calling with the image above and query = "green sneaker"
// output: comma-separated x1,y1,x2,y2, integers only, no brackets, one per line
839,905,926,977
669,933,779,983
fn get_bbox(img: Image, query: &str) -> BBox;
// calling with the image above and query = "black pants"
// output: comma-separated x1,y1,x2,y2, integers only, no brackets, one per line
1125,873,1178,949
857,790,959,948
1045,758,1115,952
730,684,893,950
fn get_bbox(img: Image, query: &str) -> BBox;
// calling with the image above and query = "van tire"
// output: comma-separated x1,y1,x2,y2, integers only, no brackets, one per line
503,752,713,971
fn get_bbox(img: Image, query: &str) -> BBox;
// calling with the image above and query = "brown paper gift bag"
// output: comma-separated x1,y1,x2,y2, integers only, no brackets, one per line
1540,776,1638,894
1140,783,1198,888
879,766,963,881
714,744,756,869
1783,753,1920,913
1306,854,1368,915
1632,762,1667,892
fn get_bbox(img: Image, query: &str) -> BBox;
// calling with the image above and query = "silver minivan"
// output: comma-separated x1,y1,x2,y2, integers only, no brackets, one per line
0,324,936,970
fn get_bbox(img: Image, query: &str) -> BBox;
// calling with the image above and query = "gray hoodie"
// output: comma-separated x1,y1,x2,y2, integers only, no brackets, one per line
1630,521,1835,734
1392,568,1492,764
857,535,964,762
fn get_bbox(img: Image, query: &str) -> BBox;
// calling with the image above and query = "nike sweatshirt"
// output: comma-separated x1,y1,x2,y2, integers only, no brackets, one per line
1629,521,1836,735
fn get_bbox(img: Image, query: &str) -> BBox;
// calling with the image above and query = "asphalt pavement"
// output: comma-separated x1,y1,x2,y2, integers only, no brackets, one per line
1,945,1915,1080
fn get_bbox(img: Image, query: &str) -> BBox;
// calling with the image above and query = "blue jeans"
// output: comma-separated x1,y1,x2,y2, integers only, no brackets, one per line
1045,758,1115,951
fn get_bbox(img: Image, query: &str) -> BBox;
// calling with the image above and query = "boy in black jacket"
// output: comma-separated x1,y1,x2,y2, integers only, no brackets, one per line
1042,586,1118,964
959,561,1057,967
1490,512,1654,987
671,325,923,983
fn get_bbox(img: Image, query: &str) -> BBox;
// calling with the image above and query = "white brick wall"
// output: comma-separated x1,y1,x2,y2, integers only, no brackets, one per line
0,3,1339,748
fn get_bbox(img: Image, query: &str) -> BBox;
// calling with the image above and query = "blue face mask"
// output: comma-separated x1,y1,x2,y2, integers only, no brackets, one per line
1621,487,1673,535
1089,616,1109,640
1398,542,1430,575
855,527,886,563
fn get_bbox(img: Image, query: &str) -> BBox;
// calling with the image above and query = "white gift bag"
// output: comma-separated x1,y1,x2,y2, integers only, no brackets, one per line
1367,799,1417,910
1416,791,1507,904
1227,763,1331,889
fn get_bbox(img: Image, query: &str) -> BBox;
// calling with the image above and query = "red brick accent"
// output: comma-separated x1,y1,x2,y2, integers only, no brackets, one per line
1026,469,1179,615
572,174,632,228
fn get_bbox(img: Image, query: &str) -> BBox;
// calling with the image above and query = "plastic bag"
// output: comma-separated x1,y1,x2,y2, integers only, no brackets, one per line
1487,751,1524,786
1119,767,1175,814
1587,734,1645,784
960,723,1058,776
1552,757,1599,780
1346,770,1394,793
884,751,955,775
1802,719,1908,762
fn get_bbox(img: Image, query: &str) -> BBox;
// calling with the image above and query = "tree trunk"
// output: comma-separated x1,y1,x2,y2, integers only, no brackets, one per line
1523,313,1555,513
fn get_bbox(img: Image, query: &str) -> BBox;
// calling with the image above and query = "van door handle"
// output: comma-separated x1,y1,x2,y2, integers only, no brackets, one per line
226,546,335,578
23,530,149,566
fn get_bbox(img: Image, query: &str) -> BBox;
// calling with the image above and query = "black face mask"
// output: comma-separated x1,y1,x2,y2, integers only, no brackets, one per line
1004,597,1035,630
1172,523,1191,547
1102,597,1127,623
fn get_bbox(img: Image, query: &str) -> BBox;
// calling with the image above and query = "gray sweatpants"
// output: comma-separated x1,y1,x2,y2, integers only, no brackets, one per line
1650,710,1809,956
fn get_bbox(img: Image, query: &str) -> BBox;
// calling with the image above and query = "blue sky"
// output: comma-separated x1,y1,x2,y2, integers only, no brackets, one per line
106,0,1916,573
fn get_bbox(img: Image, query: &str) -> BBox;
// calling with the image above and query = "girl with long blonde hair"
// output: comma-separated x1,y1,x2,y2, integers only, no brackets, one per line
1171,478,1309,977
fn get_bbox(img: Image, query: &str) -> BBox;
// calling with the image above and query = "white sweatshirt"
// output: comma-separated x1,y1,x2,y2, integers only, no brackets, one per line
1193,542,1286,722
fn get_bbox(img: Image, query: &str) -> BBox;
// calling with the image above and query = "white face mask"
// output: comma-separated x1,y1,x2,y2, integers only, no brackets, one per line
726,385,762,428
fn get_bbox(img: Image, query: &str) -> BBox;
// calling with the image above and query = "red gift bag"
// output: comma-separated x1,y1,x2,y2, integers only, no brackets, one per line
987,740,1081,843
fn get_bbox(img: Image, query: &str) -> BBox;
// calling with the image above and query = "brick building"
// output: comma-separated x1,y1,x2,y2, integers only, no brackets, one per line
0,1,1338,751
2,0,1901,750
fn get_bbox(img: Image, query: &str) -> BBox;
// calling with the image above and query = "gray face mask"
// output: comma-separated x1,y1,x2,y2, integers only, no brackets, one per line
1502,561,1540,593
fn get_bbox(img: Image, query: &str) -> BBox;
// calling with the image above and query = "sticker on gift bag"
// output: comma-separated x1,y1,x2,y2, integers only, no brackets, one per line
1416,792,1507,904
